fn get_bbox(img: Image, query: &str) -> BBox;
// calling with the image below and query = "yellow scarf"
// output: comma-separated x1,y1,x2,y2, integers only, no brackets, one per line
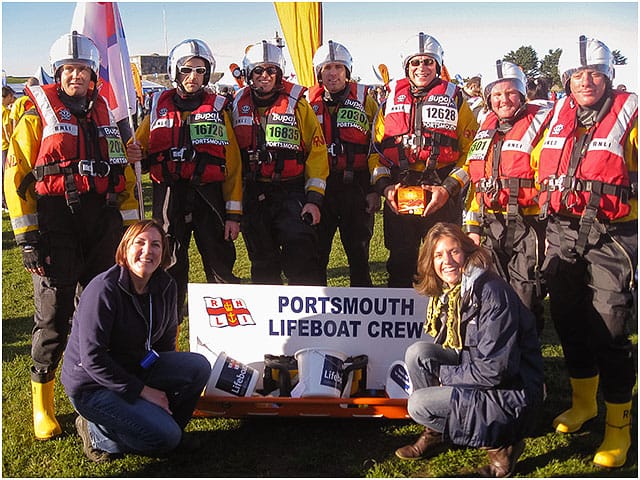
424,283,463,349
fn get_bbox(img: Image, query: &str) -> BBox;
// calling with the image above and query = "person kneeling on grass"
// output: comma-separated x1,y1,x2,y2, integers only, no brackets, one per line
395,222,544,477
61,220,211,462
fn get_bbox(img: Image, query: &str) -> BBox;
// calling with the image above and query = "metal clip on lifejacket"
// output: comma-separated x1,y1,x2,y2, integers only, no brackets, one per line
78,159,111,177
169,146,191,162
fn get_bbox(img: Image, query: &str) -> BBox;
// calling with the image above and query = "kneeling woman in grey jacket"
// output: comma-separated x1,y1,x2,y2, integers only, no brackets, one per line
395,222,544,478
61,220,211,462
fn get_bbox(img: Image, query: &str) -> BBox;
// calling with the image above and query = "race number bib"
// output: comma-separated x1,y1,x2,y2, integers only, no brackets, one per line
467,133,495,161
190,112,229,146
337,106,369,133
100,126,128,165
421,104,458,131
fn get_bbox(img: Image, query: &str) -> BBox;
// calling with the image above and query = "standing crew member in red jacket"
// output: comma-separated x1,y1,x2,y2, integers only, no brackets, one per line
231,40,328,285
127,39,243,318
370,32,478,287
464,60,552,334
308,40,380,286
4,31,139,440
535,35,637,469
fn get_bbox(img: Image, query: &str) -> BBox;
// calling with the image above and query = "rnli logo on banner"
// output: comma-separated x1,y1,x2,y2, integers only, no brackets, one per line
204,297,256,328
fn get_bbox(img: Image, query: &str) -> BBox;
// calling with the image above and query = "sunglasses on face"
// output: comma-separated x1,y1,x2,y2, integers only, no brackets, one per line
410,58,435,67
178,66,207,75
253,66,278,76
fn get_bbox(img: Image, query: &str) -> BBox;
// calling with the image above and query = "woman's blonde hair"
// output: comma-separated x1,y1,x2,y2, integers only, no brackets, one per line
413,222,492,297
115,220,171,270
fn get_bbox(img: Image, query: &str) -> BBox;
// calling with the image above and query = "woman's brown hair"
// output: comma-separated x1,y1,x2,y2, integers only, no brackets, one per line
115,220,171,270
413,222,492,297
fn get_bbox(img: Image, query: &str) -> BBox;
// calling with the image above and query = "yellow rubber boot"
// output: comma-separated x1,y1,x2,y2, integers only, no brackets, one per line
32,379,62,440
553,375,599,433
593,401,632,468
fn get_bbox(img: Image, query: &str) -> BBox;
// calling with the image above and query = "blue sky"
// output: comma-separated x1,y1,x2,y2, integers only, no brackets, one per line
2,1,638,89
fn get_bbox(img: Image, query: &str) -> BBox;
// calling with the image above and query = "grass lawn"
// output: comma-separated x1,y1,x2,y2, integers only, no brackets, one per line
2,176,637,477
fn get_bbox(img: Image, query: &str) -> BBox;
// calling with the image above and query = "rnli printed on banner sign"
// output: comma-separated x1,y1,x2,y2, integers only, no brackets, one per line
204,297,256,328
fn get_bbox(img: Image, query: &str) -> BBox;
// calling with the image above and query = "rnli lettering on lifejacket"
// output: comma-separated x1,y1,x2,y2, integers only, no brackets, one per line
51,123,77,134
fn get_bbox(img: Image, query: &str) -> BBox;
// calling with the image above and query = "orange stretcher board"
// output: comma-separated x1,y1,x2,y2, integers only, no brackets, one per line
195,395,410,419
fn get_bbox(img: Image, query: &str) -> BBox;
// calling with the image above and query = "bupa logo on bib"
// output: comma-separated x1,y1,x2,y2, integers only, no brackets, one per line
320,354,344,390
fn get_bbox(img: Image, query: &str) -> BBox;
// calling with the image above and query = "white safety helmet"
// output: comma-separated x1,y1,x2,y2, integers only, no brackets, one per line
401,32,444,74
313,40,353,81
242,40,286,79
559,35,615,93
168,39,216,86
483,60,527,102
49,31,100,80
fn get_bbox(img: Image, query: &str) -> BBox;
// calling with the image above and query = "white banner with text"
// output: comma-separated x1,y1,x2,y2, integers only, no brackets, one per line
188,283,429,390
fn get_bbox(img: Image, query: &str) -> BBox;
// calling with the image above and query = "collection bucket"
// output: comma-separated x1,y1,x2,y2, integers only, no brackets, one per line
204,352,259,398
294,348,348,398
386,360,413,398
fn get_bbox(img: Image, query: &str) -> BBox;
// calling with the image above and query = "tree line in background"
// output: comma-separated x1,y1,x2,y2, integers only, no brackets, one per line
502,45,628,89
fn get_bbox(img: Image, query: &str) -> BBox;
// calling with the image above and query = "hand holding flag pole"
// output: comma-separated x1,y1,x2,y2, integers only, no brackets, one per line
115,35,145,221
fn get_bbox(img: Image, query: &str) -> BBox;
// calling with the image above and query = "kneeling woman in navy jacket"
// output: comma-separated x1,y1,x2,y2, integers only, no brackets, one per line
61,220,211,462
395,222,544,477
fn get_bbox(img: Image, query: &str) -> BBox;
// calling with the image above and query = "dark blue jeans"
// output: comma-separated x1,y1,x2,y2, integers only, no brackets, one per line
69,351,211,455
404,341,459,433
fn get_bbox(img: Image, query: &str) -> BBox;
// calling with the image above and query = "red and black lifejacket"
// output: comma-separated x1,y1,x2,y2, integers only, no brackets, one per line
147,89,229,184
23,84,127,203
376,77,460,170
308,82,370,173
538,91,637,221
468,103,551,210
232,82,306,181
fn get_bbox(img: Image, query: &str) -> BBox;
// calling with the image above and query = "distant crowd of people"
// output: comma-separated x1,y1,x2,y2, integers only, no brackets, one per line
2,29,636,477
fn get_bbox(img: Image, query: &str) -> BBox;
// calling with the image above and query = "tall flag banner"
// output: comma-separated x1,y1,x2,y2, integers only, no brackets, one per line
71,1,144,220
71,2,137,123
274,2,323,87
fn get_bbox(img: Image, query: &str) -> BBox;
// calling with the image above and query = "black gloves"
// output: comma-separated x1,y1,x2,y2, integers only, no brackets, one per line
21,244,43,272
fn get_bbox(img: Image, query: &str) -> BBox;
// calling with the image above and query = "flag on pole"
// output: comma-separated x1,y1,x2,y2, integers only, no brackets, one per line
71,1,144,220
274,2,323,87
71,1,137,123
